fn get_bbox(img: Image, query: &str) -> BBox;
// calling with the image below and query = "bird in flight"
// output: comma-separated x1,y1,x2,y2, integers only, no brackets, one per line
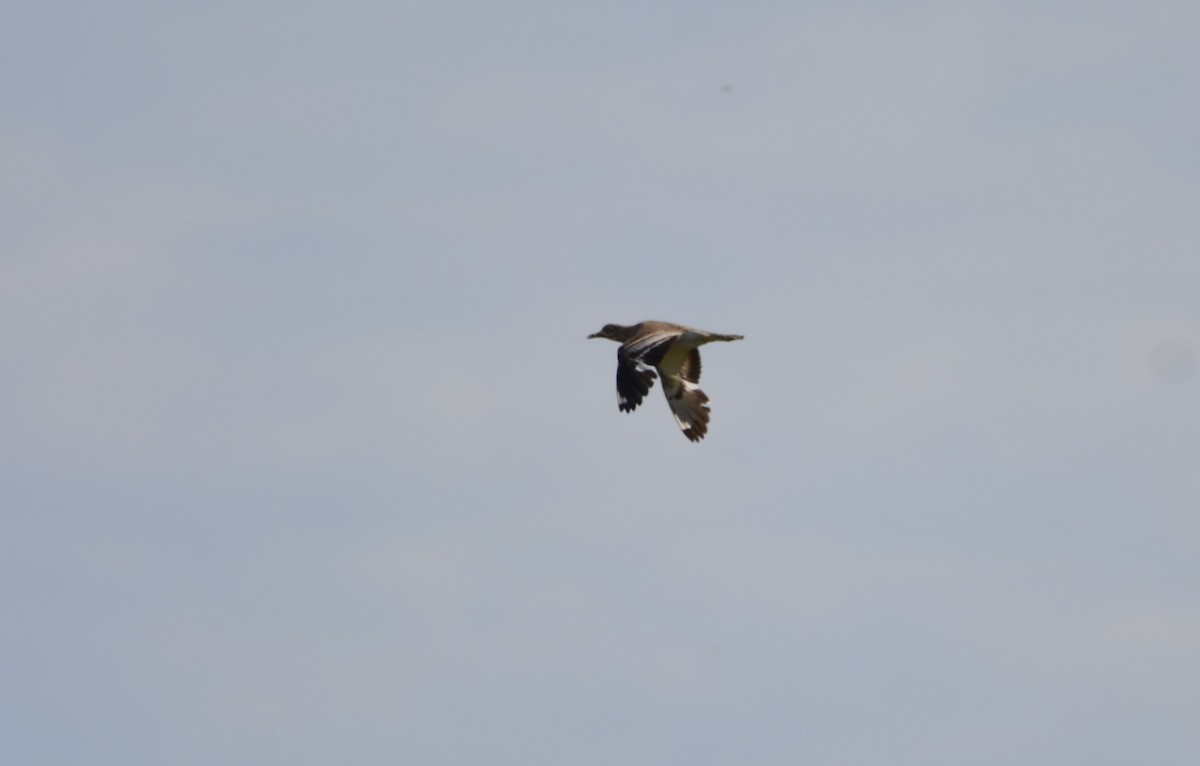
588,320,743,442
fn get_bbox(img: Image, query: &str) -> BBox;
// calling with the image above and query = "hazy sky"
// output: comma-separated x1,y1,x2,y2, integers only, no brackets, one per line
3,2,1198,764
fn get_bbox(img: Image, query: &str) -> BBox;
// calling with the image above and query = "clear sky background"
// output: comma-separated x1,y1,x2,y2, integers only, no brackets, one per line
3,2,1198,764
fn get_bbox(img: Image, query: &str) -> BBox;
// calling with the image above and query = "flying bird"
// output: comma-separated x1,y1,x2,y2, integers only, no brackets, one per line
588,321,743,442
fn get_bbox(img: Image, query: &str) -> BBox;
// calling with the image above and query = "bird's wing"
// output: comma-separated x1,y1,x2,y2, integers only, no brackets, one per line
657,343,709,441
631,334,710,440
616,346,656,412
660,371,710,442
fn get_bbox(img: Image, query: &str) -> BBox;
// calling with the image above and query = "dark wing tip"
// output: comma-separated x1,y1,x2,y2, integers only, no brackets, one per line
617,364,656,412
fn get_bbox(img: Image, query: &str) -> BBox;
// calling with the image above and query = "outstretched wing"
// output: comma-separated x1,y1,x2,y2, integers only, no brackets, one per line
657,344,709,441
616,346,657,412
660,373,711,442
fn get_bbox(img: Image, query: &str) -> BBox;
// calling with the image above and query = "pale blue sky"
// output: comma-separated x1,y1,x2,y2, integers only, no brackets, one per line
3,2,1198,764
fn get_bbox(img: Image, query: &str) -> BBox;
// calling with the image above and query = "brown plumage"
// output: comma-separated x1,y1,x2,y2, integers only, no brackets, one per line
588,321,743,442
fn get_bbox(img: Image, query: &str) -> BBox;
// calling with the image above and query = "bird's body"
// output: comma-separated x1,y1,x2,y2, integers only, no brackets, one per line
588,321,743,442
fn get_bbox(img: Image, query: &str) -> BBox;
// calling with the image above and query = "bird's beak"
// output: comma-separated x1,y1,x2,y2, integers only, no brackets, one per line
587,331,601,339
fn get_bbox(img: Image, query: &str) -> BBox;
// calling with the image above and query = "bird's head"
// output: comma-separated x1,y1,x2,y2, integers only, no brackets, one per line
587,323,626,341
